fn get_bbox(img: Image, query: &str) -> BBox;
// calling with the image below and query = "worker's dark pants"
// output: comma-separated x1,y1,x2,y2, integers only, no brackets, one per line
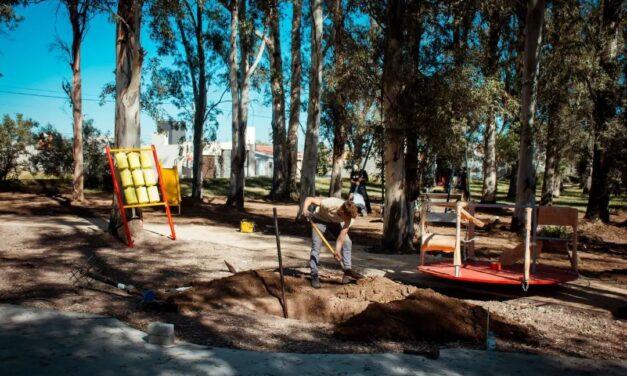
310,221,351,276
350,184,371,213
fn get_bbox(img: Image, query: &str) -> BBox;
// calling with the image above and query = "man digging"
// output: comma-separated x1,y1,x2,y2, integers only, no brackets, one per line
302,196,362,288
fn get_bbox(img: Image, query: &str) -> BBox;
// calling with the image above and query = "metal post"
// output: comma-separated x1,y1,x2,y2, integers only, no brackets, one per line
273,208,288,318
106,146,133,247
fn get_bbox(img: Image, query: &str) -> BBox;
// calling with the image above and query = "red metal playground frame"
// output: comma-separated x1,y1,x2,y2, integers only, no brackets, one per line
105,145,176,248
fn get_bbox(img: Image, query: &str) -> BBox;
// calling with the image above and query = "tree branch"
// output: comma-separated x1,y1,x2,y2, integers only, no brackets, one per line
245,30,267,80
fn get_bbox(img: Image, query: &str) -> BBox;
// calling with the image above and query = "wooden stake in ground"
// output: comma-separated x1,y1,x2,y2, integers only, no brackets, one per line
273,208,288,318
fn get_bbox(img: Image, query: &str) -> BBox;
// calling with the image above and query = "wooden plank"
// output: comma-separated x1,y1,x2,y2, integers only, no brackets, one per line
454,202,462,277
524,208,532,284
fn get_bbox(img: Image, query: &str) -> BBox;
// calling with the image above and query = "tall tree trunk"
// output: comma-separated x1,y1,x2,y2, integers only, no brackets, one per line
298,0,323,214
512,0,546,230
481,119,497,203
481,10,501,204
328,0,346,198
582,141,593,194
541,110,558,205
405,128,419,243
191,4,207,201
268,1,287,200
110,0,143,241
68,2,84,203
226,0,240,207
585,0,621,222
382,0,410,252
507,162,517,199
286,0,302,197
226,0,266,210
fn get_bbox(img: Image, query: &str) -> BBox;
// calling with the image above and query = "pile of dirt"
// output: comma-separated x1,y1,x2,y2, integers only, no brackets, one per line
168,269,537,346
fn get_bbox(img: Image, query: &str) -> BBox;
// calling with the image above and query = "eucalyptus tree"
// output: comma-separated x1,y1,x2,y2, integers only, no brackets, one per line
478,2,509,204
298,0,323,214
260,0,288,200
512,0,546,230
327,0,348,198
223,0,266,209
109,0,145,241
537,1,587,205
583,0,624,221
149,0,225,201
59,0,96,203
379,0,410,251
287,0,303,197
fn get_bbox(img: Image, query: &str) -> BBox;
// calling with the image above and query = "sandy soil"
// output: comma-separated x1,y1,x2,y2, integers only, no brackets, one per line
0,188,625,360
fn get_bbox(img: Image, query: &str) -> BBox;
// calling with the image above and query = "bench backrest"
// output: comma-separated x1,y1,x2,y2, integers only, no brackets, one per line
536,206,578,228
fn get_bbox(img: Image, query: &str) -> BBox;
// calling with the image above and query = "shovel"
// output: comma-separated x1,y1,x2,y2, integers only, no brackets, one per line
308,217,365,280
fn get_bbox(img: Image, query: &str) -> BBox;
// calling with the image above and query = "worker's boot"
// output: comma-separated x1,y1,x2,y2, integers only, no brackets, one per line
311,274,321,289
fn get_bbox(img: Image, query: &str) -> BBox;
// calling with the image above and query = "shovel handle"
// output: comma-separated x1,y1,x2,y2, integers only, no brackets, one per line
310,220,344,269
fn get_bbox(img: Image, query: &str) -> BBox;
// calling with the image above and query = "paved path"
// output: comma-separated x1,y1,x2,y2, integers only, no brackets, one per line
0,304,624,376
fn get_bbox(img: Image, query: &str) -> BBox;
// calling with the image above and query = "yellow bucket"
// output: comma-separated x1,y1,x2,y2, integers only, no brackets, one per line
240,220,255,233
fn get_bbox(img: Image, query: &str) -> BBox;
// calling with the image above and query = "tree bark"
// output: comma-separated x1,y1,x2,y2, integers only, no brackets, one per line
381,0,410,252
267,0,287,200
68,1,84,203
480,9,501,204
185,3,207,201
297,0,323,215
585,0,621,222
286,0,302,198
226,0,240,208
481,118,497,203
328,0,346,199
507,162,517,199
512,0,546,230
541,110,558,205
110,0,143,241
226,0,266,210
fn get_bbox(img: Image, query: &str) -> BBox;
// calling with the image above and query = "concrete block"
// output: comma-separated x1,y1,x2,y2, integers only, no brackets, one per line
147,322,174,346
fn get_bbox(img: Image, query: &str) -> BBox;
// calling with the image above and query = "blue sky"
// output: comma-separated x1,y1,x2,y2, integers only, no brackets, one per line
0,2,304,146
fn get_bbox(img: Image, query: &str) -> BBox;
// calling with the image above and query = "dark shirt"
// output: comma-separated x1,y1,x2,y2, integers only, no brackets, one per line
350,170,368,186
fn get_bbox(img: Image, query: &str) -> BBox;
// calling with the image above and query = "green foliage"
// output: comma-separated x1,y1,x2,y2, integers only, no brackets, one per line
316,142,331,176
538,226,570,239
82,120,110,189
0,114,35,181
30,120,110,188
31,124,73,176
0,0,23,32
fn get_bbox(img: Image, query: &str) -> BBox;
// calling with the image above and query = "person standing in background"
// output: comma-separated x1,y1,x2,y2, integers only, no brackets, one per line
349,164,372,214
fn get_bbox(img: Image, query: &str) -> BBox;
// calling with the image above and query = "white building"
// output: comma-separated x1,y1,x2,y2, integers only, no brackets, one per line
152,126,301,180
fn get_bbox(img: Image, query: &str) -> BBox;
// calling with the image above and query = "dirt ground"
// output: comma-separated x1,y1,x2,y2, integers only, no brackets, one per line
0,186,625,360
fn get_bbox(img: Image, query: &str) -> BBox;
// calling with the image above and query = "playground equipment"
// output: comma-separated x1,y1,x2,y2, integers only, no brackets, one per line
106,145,176,247
418,201,579,289
161,163,182,215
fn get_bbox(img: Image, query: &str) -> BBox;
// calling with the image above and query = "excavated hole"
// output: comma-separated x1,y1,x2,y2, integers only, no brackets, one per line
168,269,537,345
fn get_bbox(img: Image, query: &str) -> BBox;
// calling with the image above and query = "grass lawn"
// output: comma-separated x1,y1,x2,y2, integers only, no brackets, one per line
192,176,384,202
4,174,625,213
465,180,626,212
